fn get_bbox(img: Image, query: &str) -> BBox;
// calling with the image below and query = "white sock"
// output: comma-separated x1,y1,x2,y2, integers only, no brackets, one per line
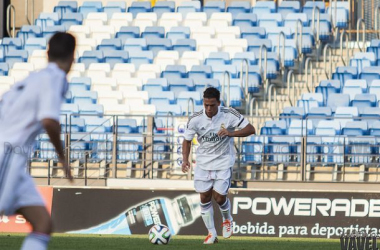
219,198,233,221
21,232,50,250
200,201,217,236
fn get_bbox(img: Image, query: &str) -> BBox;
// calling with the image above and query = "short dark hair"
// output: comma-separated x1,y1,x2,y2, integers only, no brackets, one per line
48,32,76,62
203,87,220,102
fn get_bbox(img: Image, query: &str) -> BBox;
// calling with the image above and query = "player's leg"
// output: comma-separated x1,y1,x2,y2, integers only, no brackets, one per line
194,167,218,244
18,206,52,250
213,168,233,239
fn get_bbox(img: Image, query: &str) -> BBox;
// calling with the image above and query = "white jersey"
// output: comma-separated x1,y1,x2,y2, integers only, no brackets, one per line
0,63,67,149
184,106,249,171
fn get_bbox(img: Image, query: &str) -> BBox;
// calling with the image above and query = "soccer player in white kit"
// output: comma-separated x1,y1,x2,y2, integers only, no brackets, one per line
182,87,255,244
0,32,75,250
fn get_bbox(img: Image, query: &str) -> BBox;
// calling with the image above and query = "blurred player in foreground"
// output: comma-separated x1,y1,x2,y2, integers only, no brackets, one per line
0,32,75,250
182,87,256,244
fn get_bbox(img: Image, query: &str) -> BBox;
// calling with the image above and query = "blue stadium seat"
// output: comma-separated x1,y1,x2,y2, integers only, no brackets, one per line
54,1,78,14
367,40,380,65
288,120,314,137
161,65,187,79
189,65,212,80
334,107,359,127
5,50,28,67
149,91,176,105
252,1,276,13
156,104,182,116
124,38,147,52
83,117,112,133
1,38,23,52
79,104,104,116
168,78,194,97
369,80,380,101
117,118,138,133
78,51,104,68
297,93,323,114
327,93,350,113
241,27,266,40
17,26,42,44
257,14,283,28
128,2,152,18
310,14,332,41
144,78,169,91
350,52,377,74
172,39,196,55
351,94,376,111
342,121,368,136
194,78,220,93
61,103,79,116
227,1,250,18
242,136,263,164
229,86,244,107
273,39,298,67
177,91,202,105
117,135,141,161
116,27,140,43
142,26,165,39
212,65,238,83
327,2,349,29
333,66,358,87
284,13,309,30
97,38,122,51
60,13,83,28
360,107,380,126
166,27,190,43
342,84,364,101
307,107,333,127
128,51,154,68
72,90,97,104
232,13,257,28
265,27,293,43
79,1,103,18
0,63,9,76
42,25,66,39
247,38,272,54
205,52,230,66
303,1,325,15
360,67,380,86
103,50,129,68
147,38,172,56
70,77,91,91
36,13,60,28
104,1,127,18
232,52,257,66
370,121,380,136
315,120,343,163
261,120,287,135
280,107,305,127
24,38,47,55
203,1,225,18
268,136,294,163
153,1,175,18
63,117,85,133
278,1,300,17
177,1,201,16
296,27,315,54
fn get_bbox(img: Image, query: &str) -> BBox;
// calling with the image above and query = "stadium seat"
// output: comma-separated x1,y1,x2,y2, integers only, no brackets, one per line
72,90,98,104
307,107,333,127
5,50,28,68
278,1,301,17
333,67,358,87
60,13,83,28
116,26,140,43
233,13,257,28
227,1,250,18
177,1,201,16
96,38,122,51
360,67,380,86
79,104,104,116
42,25,66,39
103,50,128,68
128,2,152,18
334,107,359,127
54,1,78,14
203,1,225,18
153,1,175,18
103,1,127,19
168,78,194,97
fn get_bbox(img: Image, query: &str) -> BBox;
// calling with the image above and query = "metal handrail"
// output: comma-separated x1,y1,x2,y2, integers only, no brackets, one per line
240,59,249,103
6,4,16,38
186,98,194,117
340,29,351,66
305,57,315,93
323,44,333,79
259,44,268,102
25,0,35,25
312,6,321,61
357,18,366,52
331,0,338,30
222,71,231,107
287,70,296,106
249,97,258,117
268,84,277,118
295,19,303,56
277,31,286,71
375,5,380,39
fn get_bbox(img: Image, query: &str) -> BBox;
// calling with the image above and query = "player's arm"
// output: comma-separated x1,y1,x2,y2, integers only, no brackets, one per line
182,117,197,173
182,139,192,173
227,123,256,137
218,109,256,137
42,119,73,181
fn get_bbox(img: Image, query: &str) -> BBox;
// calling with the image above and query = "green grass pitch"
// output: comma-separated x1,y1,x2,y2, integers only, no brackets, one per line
0,233,340,250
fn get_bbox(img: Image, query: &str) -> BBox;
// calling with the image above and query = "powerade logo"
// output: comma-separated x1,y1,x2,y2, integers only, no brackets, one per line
149,201,162,225
232,197,380,217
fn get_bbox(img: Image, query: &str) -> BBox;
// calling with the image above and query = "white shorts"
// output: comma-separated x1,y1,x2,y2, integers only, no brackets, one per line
194,167,232,195
0,145,45,216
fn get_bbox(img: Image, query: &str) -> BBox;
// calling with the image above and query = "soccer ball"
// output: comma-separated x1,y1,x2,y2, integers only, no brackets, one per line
148,224,171,245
